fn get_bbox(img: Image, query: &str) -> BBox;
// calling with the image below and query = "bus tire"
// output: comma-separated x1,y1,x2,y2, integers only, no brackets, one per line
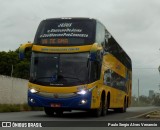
93,100,103,117
101,98,108,116
117,99,127,113
121,99,127,113
44,107,54,116
55,110,63,117
123,99,127,113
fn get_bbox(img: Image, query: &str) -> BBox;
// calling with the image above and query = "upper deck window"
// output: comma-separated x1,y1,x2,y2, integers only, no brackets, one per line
34,19,96,46
95,21,105,45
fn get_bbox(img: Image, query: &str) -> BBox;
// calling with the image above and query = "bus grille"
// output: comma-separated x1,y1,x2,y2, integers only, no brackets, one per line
37,92,77,99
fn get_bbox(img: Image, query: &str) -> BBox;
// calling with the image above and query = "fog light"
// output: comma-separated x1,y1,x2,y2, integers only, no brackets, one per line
29,98,35,103
80,99,87,104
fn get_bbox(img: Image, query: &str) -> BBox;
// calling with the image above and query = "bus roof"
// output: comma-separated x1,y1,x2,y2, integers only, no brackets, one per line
45,17,96,21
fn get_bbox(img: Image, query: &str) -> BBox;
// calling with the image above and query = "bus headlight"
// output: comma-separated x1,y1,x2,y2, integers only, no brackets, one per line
30,88,38,94
77,90,88,95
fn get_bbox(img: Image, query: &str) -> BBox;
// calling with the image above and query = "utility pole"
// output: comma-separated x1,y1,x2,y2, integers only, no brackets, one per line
138,78,140,105
158,66,160,91
11,64,13,77
11,64,14,104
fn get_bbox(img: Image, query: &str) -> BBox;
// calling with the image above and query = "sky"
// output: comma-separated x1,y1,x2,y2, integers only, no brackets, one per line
0,0,160,96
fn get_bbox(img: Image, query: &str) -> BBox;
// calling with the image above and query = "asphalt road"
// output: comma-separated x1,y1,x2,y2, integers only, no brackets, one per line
0,106,159,130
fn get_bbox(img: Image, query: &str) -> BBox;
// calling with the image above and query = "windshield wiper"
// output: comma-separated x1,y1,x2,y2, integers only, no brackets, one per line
33,77,51,80
33,75,58,82
32,75,86,84
58,75,85,84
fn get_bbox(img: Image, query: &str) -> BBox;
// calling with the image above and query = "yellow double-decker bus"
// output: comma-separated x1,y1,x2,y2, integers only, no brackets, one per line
19,18,132,117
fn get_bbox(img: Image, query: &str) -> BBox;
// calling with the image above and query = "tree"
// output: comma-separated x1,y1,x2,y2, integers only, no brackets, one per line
153,95,160,106
0,49,31,79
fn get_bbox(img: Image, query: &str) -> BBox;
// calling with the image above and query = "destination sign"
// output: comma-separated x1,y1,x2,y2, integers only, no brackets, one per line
41,38,69,45
34,19,95,46
40,38,85,45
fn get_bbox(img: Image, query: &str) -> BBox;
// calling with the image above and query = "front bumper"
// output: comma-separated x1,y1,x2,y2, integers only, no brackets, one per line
28,91,92,109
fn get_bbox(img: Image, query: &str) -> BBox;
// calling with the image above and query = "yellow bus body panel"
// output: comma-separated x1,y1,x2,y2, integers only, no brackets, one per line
28,43,132,109
32,45,92,53
28,81,98,93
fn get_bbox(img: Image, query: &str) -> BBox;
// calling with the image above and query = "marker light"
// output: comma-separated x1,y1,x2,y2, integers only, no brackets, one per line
30,88,38,94
81,99,87,104
77,90,87,95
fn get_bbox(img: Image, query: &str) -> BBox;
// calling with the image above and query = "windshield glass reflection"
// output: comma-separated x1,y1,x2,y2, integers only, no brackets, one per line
30,52,89,86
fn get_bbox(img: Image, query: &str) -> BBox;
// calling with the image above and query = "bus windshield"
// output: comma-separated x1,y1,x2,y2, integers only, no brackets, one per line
34,18,96,46
30,52,89,86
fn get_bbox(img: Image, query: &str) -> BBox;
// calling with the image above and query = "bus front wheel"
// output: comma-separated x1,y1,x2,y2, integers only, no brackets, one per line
92,98,104,117
44,107,55,116
55,110,63,117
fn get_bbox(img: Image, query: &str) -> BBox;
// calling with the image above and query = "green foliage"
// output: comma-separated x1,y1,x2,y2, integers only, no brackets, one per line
131,95,160,106
0,104,43,112
153,95,160,106
0,49,31,79
0,104,19,112
13,61,30,79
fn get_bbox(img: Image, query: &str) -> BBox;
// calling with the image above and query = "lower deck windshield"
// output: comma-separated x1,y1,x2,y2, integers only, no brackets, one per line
30,52,89,86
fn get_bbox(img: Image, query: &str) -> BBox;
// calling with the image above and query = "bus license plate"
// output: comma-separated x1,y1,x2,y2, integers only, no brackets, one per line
51,103,61,108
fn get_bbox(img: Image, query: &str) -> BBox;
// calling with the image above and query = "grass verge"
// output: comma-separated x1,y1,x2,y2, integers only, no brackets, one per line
0,104,43,112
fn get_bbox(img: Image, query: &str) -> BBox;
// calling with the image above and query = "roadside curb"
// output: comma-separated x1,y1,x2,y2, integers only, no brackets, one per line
126,108,160,119
146,110,160,119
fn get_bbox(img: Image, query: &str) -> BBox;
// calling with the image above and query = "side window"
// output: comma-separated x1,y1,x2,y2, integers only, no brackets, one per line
104,70,112,86
104,69,127,92
104,30,111,51
96,22,105,46
90,62,98,82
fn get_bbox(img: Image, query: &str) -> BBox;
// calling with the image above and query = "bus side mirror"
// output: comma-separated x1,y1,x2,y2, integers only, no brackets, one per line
89,51,102,62
19,52,25,60
19,42,33,60
89,52,97,62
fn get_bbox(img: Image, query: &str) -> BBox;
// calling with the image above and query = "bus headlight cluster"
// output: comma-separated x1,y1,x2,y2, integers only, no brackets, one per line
77,90,88,95
76,86,96,95
30,88,38,94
